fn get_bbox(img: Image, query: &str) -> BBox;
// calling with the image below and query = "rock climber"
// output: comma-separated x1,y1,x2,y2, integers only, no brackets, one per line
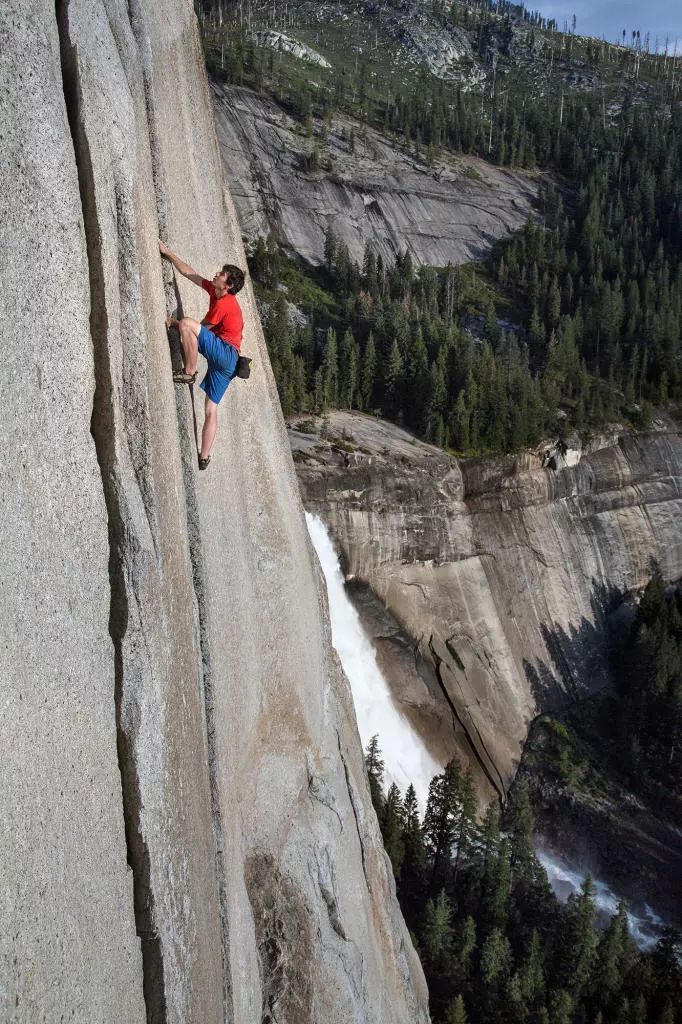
159,239,245,470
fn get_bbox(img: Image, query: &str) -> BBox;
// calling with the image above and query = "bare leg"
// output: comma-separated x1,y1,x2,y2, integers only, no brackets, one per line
201,396,219,460
177,317,201,375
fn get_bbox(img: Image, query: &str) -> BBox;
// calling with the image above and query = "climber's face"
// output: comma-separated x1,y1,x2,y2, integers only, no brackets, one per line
213,269,229,292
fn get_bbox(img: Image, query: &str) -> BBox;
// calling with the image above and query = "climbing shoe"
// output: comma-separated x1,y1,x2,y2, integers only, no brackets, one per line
198,454,211,471
173,369,197,384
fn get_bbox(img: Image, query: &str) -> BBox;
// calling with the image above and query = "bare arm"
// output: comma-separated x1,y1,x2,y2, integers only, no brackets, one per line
159,240,204,287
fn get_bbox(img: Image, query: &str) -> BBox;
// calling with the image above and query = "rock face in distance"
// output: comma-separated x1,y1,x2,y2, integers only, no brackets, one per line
212,83,538,268
291,411,682,806
0,2,429,1022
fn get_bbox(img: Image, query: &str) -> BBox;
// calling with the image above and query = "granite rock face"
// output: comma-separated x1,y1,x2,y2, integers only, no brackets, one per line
213,83,538,268
0,5,145,1020
254,29,332,67
0,3,428,1022
292,411,682,805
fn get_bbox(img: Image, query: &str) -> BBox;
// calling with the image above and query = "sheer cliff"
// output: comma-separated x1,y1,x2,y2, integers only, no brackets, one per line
0,3,428,1022
211,83,538,267
291,411,682,806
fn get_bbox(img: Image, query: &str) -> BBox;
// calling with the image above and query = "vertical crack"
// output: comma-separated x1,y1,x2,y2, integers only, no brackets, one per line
56,2,166,1020
427,635,508,806
179,479,234,1024
336,733,370,891
123,2,234,1017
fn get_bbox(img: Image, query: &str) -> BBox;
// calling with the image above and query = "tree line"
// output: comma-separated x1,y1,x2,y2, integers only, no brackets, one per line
254,214,674,454
365,736,681,1024
202,0,681,454
198,0,681,172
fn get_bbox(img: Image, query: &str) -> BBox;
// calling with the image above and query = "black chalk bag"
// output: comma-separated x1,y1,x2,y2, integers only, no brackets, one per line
236,355,252,379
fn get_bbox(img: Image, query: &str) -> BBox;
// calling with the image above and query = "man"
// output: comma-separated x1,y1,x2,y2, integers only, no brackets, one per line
159,239,245,470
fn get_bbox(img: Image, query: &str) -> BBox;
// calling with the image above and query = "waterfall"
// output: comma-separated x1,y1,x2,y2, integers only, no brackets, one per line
306,513,441,808
306,513,669,950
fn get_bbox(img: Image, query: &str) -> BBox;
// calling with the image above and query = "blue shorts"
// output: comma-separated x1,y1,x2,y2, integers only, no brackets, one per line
198,325,239,404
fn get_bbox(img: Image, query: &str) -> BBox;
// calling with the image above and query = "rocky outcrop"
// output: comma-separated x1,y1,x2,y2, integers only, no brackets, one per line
291,411,682,806
0,3,428,1022
213,84,538,267
254,30,332,68
356,0,485,83
273,0,487,84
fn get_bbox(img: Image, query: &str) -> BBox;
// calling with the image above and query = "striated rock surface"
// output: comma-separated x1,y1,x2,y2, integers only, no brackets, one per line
0,2,428,1022
291,411,682,806
0,5,145,1019
213,83,538,267
254,30,332,67
356,0,485,83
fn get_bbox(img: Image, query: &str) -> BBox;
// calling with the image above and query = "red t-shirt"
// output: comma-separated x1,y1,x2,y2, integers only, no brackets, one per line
201,279,243,350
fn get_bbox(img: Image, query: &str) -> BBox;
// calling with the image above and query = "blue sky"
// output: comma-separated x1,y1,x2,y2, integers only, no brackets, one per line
529,0,682,48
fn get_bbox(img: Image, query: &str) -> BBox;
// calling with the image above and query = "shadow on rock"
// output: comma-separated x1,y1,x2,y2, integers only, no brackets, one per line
524,577,630,712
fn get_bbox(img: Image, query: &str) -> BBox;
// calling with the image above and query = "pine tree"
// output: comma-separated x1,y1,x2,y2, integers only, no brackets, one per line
452,390,470,451
406,330,430,433
508,776,536,876
423,758,463,893
505,971,527,1024
480,927,512,986
481,835,511,934
399,784,427,930
630,993,647,1024
445,994,468,1024
319,328,339,411
383,339,405,419
546,276,561,329
452,766,476,882
381,783,405,878
361,332,377,410
323,226,337,272
592,900,633,1006
364,735,385,817
423,351,448,443
422,889,455,975
520,929,546,1007
452,915,477,985
557,876,598,998
528,304,546,369
339,329,358,409
549,989,573,1024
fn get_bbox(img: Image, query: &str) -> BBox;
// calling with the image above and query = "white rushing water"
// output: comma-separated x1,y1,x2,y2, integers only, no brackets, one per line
537,849,666,950
306,513,669,949
306,513,441,808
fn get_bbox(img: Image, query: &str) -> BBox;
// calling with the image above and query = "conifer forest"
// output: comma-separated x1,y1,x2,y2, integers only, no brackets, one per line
199,0,681,455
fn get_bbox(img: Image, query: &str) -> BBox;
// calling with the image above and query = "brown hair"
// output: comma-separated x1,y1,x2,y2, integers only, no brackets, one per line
222,264,245,295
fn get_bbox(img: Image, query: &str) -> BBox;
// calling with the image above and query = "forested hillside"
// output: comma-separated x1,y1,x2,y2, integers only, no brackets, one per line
366,737,682,1024
197,0,681,454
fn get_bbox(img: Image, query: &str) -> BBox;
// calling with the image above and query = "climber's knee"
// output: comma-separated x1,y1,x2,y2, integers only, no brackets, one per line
178,317,201,339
